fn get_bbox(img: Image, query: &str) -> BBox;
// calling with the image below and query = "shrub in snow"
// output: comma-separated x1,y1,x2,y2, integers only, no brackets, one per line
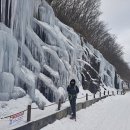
11,87,26,99
34,89,49,110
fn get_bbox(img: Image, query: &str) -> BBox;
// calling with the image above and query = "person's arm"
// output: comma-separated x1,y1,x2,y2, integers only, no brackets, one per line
76,86,79,94
67,86,70,94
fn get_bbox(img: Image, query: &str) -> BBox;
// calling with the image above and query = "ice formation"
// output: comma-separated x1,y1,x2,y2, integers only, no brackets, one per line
0,0,122,105
11,87,26,99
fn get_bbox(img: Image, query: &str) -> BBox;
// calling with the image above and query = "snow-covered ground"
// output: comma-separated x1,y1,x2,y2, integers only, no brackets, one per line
41,92,130,130
0,85,121,130
0,91,92,130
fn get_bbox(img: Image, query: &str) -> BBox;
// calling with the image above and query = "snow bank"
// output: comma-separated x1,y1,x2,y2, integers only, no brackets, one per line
0,95,32,119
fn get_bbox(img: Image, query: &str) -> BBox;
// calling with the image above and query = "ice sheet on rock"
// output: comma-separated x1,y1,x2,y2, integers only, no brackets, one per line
12,0,34,38
35,20,74,51
35,89,51,109
42,44,69,88
22,44,41,72
86,42,95,54
14,62,36,100
42,46,65,70
38,0,56,26
38,19,82,83
39,73,58,92
77,59,98,75
54,24,83,63
38,73,60,102
0,72,14,101
43,65,60,79
58,20,81,46
34,18,82,84
97,52,115,87
33,0,42,17
26,27,45,64
11,87,26,99
0,72,14,93
0,31,18,73
0,23,11,34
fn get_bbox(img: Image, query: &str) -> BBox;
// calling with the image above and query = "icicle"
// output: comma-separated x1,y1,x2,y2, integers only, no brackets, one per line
10,0,17,35
0,0,1,22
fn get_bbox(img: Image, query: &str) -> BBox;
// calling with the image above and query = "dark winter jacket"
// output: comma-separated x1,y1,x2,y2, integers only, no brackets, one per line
67,85,79,100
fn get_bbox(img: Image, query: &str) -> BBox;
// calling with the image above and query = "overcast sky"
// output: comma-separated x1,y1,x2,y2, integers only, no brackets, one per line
100,0,130,63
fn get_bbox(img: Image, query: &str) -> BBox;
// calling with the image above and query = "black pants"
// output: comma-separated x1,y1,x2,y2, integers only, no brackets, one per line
69,97,76,117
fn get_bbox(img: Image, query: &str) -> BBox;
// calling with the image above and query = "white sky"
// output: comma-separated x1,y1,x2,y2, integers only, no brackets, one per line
100,0,130,63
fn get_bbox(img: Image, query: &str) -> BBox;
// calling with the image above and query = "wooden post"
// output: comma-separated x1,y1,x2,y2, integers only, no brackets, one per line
99,92,101,98
117,91,118,95
0,1,1,22
86,93,88,100
27,105,31,122
58,99,61,110
93,93,95,99
104,91,105,96
113,91,115,96
108,91,109,96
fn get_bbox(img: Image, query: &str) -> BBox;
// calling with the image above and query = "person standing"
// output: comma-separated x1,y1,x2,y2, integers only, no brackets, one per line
67,79,79,120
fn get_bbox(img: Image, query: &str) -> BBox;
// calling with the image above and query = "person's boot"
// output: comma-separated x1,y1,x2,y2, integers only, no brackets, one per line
70,114,76,119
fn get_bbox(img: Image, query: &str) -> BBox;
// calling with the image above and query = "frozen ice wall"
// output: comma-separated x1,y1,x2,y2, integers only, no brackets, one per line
0,0,83,102
94,50,115,88
0,0,118,103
